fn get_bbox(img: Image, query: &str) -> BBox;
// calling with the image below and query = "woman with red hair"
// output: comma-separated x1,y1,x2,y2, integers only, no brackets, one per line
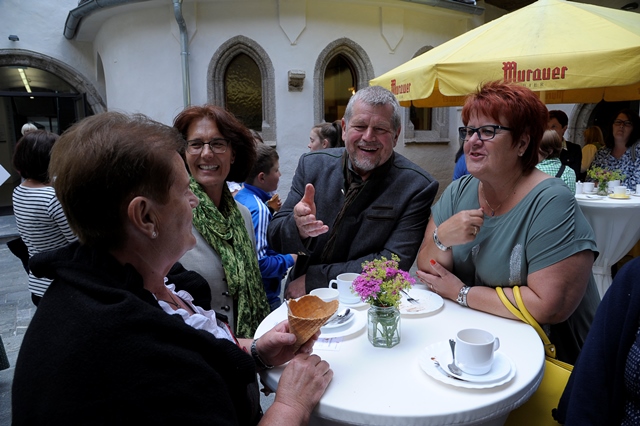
416,81,599,364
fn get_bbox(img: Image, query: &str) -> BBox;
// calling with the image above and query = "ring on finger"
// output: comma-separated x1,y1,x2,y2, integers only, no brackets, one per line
472,225,478,236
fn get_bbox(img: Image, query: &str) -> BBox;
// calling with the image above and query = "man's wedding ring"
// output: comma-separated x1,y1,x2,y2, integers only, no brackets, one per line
472,226,478,236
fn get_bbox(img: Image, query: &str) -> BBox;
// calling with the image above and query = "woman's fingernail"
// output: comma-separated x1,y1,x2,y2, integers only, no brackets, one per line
430,259,436,266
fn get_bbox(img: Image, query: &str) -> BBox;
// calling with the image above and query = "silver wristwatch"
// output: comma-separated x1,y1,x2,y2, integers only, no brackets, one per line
433,228,451,251
457,286,471,307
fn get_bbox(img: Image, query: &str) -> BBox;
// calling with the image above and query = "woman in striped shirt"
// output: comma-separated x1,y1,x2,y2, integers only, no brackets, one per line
12,130,76,305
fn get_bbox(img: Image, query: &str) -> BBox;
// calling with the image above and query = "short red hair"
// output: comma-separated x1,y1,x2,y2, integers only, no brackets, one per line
461,81,548,173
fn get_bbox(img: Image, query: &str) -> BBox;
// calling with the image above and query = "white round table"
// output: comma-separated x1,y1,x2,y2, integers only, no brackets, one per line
575,193,640,298
255,287,545,426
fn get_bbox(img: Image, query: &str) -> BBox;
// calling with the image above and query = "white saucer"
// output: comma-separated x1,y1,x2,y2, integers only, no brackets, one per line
339,299,369,309
321,311,356,330
418,340,516,389
399,289,444,316
319,309,366,339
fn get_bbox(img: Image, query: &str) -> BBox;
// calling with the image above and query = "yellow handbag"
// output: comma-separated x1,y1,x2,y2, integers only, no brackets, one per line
497,286,573,426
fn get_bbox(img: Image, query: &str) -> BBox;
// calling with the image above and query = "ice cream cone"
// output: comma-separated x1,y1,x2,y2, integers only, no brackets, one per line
287,295,339,350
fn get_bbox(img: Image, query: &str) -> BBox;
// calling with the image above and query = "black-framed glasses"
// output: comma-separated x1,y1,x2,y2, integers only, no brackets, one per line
186,138,229,155
458,125,513,142
613,119,633,128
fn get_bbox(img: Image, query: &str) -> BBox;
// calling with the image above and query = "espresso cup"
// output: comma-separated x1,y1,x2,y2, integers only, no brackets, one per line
329,273,360,304
455,328,500,375
583,182,595,193
614,186,629,196
575,182,583,194
636,184,640,195
310,287,340,321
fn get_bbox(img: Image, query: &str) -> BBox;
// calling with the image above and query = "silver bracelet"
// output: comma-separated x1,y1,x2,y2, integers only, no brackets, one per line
457,286,471,307
251,338,274,370
433,228,451,251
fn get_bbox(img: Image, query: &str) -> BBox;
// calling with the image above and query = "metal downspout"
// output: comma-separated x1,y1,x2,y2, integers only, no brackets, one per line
173,0,191,108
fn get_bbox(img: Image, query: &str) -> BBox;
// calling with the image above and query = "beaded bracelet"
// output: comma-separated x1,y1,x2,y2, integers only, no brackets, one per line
251,338,274,370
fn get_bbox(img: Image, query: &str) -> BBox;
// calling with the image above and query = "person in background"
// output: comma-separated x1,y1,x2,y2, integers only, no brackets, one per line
588,109,640,190
549,110,582,178
536,129,577,194
453,144,469,180
417,81,599,364
236,144,297,311
269,85,439,298
174,105,270,338
580,125,604,181
11,130,77,306
11,112,332,425
554,256,640,425
308,121,344,151
20,122,37,136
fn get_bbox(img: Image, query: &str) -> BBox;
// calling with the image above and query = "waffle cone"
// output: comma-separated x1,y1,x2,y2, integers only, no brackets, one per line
287,295,339,350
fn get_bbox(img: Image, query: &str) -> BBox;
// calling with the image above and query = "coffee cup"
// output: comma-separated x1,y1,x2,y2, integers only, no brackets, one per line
329,272,360,304
614,186,629,196
608,180,620,193
310,287,340,321
575,182,583,194
583,182,595,193
455,328,500,375
636,184,640,195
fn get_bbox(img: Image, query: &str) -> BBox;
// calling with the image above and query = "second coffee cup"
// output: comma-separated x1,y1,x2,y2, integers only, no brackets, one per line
329,272,360,304
455,328,500,375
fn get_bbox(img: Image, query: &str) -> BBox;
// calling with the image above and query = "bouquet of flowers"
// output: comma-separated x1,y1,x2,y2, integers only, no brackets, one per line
587,167,625,194
352,254,415,308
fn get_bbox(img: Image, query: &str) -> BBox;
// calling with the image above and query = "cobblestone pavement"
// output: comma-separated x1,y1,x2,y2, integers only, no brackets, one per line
0,214,32,425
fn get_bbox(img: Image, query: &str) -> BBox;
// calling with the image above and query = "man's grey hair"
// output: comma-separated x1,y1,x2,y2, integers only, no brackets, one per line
343,85,401,132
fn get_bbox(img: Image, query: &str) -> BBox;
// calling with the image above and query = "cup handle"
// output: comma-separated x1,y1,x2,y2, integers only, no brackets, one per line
329,280,337,289
493,337,500,352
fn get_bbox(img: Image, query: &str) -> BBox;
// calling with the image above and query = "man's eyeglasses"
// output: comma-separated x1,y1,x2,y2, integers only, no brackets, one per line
458,125,513,142
186,138,229,155
613,120,633,128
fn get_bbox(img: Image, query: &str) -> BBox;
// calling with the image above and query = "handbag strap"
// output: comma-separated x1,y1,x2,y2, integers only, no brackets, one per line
496,286,558,359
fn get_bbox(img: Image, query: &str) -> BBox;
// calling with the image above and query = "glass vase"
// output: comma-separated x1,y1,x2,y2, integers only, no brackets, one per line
367,305,401,348
596,181,609,196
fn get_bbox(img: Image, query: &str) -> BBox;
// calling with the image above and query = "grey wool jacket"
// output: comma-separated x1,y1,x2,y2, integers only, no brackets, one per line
268,148,439,293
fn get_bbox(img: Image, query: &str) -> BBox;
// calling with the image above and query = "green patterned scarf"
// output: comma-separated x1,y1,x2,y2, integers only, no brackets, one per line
190,177,270,338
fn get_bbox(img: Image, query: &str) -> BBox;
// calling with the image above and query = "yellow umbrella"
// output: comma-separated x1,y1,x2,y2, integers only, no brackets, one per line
370,0,640,107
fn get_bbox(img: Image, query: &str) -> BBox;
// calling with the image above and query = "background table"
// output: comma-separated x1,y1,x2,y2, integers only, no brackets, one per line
575,194,640,298
255,287,545,426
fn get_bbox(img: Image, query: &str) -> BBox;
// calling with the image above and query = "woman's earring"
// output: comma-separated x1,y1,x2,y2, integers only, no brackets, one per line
152,231,158,239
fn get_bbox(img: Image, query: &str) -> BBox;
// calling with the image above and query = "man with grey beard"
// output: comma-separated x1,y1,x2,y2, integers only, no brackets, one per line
268,86,439,298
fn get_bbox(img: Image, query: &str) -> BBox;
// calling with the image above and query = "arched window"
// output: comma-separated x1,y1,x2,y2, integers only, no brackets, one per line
323,54,356,123
403,46,449,144
224,53,262,131
208,36,276,144
314,38,374,125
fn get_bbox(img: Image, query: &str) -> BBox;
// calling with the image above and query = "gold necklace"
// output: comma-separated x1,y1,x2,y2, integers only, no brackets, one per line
480,174,523,217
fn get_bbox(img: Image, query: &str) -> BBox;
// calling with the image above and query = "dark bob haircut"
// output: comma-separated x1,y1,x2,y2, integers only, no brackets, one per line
12,130,59,183
172,105,256,183
50,112,184,250
461,81,548,174
605,108,640,149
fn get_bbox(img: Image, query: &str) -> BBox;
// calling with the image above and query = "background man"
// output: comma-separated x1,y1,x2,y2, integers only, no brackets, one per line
236,144,296,310
548,110,582,178
268,85,439,299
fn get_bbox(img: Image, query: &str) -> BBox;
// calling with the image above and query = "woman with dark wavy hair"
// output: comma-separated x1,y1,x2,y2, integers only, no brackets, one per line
588,108,640,189
173,105,270,338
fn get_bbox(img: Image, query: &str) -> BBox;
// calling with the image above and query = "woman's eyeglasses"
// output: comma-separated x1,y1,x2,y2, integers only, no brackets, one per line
613,120,633,128
186,138,229,155
458,125,513,142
